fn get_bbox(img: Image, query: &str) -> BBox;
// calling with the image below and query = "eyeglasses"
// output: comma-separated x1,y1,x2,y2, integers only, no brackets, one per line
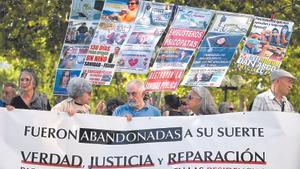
128,2,136,5
187,95,201,100
229,107,234,111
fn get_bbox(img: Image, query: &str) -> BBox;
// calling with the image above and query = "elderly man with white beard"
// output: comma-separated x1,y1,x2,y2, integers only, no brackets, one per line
113,80,160,121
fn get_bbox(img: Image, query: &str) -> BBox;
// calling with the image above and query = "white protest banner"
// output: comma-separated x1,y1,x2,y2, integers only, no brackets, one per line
1,108,300,169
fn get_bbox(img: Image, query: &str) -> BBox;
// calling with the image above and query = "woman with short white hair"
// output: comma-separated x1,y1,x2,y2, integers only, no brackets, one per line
186,86,218,115
52,77,92,116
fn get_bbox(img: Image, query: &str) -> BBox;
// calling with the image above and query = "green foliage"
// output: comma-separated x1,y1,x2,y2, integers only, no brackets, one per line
0,0,299,112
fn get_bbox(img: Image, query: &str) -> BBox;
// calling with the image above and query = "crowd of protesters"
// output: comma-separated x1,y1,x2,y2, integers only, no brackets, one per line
0,68,297,118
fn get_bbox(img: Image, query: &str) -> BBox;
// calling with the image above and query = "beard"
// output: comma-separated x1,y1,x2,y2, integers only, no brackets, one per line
4,96,14,105
128,100,137,108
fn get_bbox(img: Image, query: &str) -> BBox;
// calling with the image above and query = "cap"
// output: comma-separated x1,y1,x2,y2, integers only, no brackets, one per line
270,69,296,81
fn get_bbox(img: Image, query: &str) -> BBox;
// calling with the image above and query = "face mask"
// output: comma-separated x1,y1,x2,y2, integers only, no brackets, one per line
247,38,260,45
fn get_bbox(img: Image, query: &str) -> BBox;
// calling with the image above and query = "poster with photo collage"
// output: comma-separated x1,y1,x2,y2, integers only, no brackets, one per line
53,0,103,95
182,12,253,87
235,17,294,75
145,6,213,91
115,1,175,74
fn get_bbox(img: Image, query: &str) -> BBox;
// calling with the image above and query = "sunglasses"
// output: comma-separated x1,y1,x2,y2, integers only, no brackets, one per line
229,107,234,111
128,2,137,5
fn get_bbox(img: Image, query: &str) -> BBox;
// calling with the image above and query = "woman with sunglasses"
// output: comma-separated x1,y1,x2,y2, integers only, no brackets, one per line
186,86,218,115
7,69,51,111
52,77,92,116
108,0,139,23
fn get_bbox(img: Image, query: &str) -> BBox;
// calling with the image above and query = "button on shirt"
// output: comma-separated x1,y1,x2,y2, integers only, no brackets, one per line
113,103,161,117
251,89,294,112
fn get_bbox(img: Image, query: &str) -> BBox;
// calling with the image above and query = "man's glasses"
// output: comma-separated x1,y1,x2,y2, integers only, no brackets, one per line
229,107,234,111
128,2,136,5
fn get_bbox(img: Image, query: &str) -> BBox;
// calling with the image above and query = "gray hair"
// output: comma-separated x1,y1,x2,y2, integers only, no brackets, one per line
126,80,145,92
19,69,39,89
67,77,92,99
218,102,231,113
191,86,218,115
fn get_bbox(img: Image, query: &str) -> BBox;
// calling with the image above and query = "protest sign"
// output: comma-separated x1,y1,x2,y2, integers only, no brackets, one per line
145,7,213,91
182,12,253,87
235,17,294,75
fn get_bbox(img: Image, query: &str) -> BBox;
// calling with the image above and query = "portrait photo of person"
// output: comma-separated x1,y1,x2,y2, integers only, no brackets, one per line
215,37,227,47
53,70,81,96
127,32,153,45
103,0,139,23
59,47,77,69
270,27,280,46
177,50,191,63
59,70,71,89
279,25,291,47
242,33,262,55
203,32,243,49
108,47,120,64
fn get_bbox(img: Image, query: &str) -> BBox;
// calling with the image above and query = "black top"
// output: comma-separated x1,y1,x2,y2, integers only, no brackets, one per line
169,110,186,116
10,93,51,111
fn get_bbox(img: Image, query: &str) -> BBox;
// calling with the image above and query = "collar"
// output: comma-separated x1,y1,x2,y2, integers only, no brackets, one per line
66,97,90,109
66,97,83,105
30,92,39,103
266,89,288,102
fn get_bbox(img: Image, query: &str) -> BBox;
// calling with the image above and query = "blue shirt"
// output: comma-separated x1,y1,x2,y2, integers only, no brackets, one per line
0,99,5,107
113,103,161,117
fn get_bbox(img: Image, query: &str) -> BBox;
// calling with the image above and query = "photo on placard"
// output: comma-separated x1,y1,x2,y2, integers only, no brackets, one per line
107,46,121,64
201,32,244,48
182,67,226,87
92,22,131,45
70,0,104,21
58,45,89,69
53,69,81,95
172,7,213,30
127,32,154,45
65,21,98,45
250,17,294,48
209,13,253,34
242,32,287,61
153,48,194,69
126,26,164,47
101,0,139,23
135,1,173,27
